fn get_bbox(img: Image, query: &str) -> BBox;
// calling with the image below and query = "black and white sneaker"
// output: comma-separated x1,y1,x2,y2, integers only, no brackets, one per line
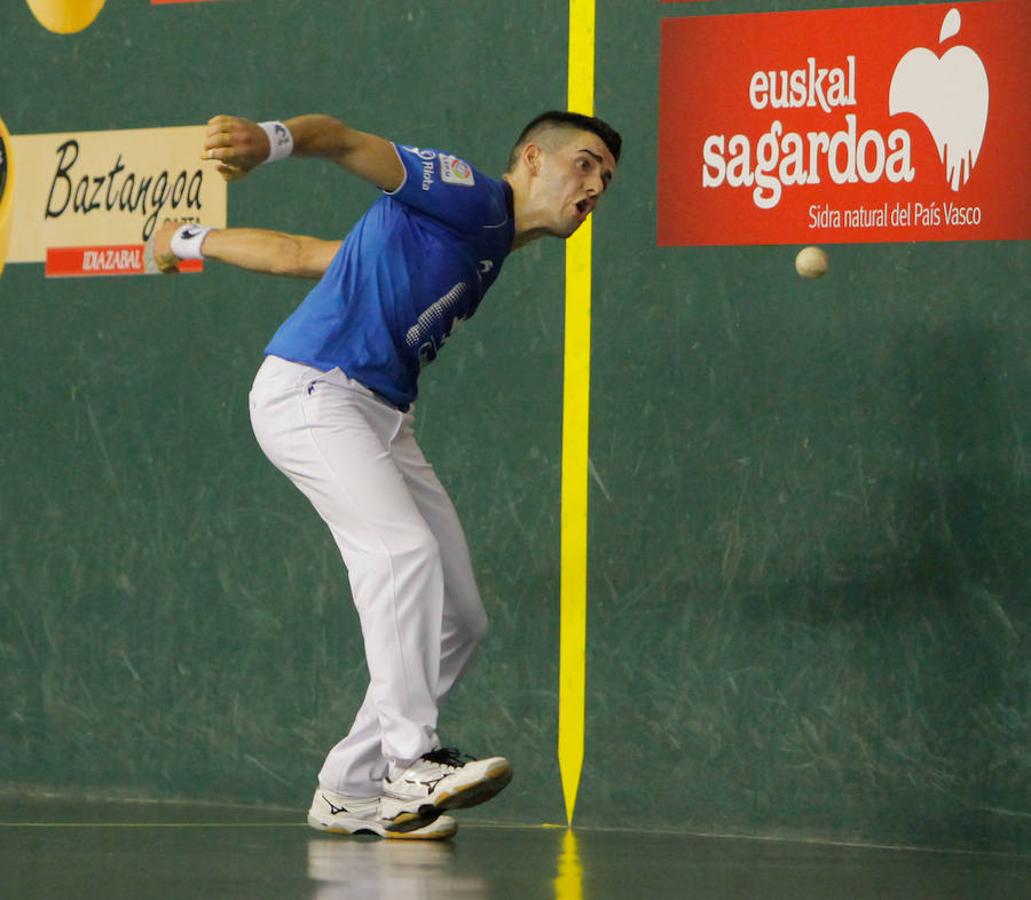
382,748,512,819
307,788,456,840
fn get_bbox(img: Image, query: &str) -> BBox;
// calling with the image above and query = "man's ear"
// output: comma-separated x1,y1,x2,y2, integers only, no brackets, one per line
523,142,542,176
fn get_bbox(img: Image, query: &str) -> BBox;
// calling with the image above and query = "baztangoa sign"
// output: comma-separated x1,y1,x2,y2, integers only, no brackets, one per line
6,125,226,277
658,1,1030,246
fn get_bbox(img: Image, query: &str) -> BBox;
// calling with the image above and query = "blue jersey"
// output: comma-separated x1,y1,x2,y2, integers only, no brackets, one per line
264,143,515,410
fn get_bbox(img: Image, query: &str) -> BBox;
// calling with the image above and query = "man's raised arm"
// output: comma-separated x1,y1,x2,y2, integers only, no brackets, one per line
151,221,341,279
202,114,404,191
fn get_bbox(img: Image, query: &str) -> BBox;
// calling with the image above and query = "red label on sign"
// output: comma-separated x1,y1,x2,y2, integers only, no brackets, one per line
45,245,202,277
658,1,1030,246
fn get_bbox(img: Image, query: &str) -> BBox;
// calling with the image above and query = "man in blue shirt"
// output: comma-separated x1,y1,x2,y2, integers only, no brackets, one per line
154,110,620,840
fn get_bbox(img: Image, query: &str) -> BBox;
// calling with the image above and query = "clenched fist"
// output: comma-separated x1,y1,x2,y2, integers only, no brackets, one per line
202,115,271,182
150,220,183,273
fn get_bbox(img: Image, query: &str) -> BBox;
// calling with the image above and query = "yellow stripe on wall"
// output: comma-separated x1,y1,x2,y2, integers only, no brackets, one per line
558,0,595,827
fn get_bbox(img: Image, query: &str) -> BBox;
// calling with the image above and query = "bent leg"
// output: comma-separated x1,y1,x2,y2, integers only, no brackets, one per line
249,358,445,795
391,416,489,701
315,415,490,795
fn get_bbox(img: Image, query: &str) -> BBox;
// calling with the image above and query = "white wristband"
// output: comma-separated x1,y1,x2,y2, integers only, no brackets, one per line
170,224,215,260
259,120,294,162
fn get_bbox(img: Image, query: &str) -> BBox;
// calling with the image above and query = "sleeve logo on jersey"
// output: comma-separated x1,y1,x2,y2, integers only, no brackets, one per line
439,155,475,187
401,146,438,191
402,146,438,161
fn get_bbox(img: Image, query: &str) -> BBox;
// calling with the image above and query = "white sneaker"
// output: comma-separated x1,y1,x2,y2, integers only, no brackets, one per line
383,748,512,818
307,788,456,840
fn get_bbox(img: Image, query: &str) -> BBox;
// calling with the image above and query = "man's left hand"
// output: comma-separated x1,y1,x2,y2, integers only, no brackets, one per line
151,221,182,273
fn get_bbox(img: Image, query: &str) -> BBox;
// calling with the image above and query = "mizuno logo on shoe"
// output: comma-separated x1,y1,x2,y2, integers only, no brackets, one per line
322,794,349,816
406,776,447,792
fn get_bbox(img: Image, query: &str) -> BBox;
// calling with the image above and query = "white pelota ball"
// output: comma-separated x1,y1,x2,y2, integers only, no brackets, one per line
795,246,828,279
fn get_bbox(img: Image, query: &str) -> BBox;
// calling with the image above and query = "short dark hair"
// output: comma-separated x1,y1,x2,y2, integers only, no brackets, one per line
507,111,622,171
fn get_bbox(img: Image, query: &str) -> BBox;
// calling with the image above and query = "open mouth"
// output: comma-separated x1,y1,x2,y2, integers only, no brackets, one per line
575,199,590,217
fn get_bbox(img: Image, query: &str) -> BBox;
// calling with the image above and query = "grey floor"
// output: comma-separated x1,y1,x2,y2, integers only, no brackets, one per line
2,797,1028,899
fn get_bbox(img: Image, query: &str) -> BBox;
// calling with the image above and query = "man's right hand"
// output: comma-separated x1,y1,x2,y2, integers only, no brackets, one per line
202,115,270,181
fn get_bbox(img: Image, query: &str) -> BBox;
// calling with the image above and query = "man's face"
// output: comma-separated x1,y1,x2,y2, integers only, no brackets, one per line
531,129,617,238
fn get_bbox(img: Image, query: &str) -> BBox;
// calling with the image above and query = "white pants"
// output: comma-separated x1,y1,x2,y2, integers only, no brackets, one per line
248,355,488,797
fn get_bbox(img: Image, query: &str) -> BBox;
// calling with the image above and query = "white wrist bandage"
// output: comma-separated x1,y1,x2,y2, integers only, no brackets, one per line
259,120,294,162
170,224,215,260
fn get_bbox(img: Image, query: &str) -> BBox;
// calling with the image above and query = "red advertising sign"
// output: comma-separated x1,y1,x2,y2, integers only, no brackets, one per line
45,245,202,278
658,1,1030,246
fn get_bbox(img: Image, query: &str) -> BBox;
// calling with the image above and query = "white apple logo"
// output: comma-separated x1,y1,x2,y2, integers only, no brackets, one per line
889,8,989,191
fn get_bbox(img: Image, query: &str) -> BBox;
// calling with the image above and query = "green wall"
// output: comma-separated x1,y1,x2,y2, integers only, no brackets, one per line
579,0,1029,853
1,0,1027,854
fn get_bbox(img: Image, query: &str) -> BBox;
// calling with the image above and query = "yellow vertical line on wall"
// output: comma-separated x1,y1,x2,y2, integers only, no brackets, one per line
558,0,595,827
